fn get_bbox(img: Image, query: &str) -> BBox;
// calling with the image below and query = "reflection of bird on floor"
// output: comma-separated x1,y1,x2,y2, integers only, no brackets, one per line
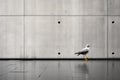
75,44,90,61
78,63,89,74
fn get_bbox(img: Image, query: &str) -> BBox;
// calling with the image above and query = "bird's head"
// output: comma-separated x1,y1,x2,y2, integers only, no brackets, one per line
86,44,90,48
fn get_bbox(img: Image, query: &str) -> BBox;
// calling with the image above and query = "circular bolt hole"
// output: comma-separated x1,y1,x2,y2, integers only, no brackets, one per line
112,21,115,24
58,52,61,55
58,21,61,24
112,52,115,55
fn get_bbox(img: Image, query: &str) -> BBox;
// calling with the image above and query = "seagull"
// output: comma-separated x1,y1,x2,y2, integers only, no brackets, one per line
75,44,90,60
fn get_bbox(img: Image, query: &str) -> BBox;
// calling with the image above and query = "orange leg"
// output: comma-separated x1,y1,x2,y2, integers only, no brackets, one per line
84,55,88,62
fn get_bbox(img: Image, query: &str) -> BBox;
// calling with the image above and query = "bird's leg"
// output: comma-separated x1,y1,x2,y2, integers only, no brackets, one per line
83,55,86,60
85,55,88,61
83,55,88,63
86,55,88,60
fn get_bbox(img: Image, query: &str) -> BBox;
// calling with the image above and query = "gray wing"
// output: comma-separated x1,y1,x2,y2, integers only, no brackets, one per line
75,48,89,55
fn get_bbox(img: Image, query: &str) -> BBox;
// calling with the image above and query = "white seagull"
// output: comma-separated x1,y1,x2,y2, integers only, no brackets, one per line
75,44,90,60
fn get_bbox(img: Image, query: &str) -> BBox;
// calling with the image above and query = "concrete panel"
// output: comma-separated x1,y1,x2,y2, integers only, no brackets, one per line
25,16,107,58
108,0,120,15
0,17,24,58
53,17,83,58
0,0,23,15
25,0,107,15
25,17,58,58
108,16,120,58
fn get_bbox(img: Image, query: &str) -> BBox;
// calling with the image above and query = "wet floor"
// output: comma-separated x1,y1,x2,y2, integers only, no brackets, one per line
0,60,120,80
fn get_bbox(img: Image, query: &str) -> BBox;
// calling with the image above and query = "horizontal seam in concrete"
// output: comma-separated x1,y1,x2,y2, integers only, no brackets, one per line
0,15,119,16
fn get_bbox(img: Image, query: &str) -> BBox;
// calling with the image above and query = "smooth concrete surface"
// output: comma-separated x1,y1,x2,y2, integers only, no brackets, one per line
25,16,57,58
108,0,120,15
0,0,120,16
25,16,107,58
108,16,120,58
0,17,24,58
25,0,107,15
0,0,23,15
0,60,119,80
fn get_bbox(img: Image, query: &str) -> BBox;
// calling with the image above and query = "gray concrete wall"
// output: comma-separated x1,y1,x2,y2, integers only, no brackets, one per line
0,17,24,58
0,0,119,58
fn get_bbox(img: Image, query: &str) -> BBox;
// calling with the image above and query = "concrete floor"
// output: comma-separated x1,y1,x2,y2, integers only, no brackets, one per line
0,60,120,80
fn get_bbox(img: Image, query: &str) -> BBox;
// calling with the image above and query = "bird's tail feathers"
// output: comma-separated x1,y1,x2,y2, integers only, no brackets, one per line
75,52,81,56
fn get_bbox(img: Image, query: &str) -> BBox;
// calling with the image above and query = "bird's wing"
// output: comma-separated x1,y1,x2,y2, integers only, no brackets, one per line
75,47,89,55
80,48,89,52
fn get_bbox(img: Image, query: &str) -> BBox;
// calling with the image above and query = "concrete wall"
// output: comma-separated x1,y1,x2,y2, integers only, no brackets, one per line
0,17,24,58
0,0,119,58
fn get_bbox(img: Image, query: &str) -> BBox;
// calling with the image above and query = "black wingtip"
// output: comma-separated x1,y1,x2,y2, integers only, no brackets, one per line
74,53,80,56
74,52,77,54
